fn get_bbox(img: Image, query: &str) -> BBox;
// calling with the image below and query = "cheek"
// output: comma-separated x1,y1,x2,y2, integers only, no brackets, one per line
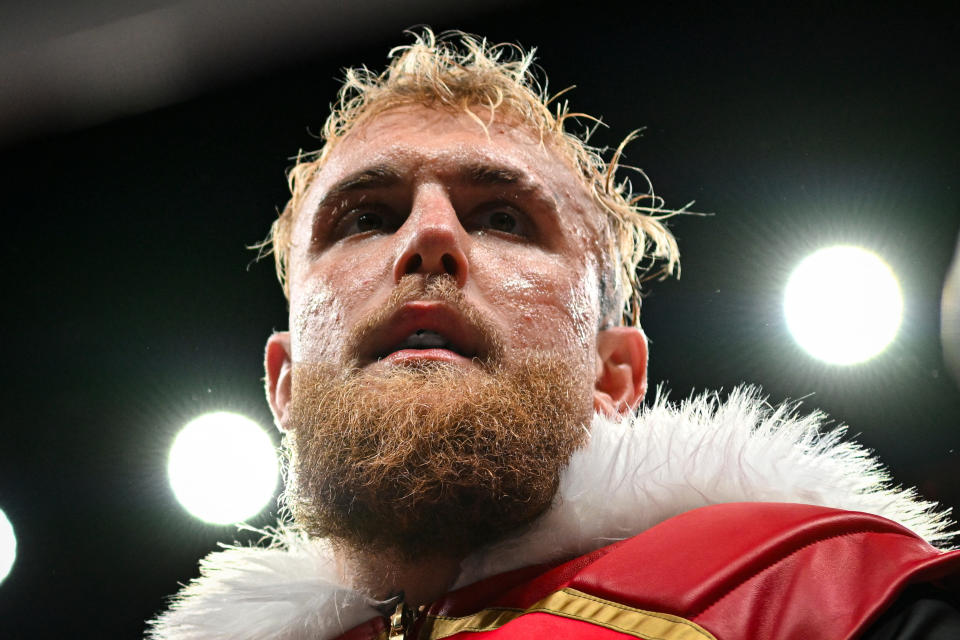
290,251,386,362
290,283,345,363
476,248,600,357
564,271,601,349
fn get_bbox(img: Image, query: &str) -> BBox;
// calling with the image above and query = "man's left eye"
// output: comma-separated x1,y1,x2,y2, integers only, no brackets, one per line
474,206,525,235
355,212,383,232
488,210,517,232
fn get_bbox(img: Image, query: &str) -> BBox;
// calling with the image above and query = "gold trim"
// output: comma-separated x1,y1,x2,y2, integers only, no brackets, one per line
422,588,716,639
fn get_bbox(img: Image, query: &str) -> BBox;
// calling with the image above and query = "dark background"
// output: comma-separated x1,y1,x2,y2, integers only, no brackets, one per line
0,1,958,637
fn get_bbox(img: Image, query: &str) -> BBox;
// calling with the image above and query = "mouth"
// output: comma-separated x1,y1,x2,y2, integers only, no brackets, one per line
389,329,462,353
364,302,484,366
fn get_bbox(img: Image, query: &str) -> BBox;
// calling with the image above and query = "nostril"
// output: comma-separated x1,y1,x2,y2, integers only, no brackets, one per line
404,254,423,274
441,254,458,275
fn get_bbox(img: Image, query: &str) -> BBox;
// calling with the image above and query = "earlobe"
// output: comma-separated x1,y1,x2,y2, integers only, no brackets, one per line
265,332,293,431
593,326,649,417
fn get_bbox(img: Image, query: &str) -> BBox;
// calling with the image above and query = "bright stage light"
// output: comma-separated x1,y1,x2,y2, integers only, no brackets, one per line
168,412,278,524
785,245,903,365
0,507,15,585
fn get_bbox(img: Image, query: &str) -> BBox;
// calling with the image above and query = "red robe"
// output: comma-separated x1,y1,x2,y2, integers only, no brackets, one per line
339,503,960,640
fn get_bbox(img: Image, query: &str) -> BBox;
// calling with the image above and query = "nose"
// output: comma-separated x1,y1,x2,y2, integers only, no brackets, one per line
392,187,469,287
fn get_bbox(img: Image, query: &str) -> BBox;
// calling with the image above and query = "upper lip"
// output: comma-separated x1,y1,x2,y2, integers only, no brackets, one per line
362,302,483,363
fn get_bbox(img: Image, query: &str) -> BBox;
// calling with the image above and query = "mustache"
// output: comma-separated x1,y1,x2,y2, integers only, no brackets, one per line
342,274,505,368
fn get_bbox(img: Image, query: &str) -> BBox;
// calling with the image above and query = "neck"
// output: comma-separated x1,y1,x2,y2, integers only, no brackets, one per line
335,543,463,607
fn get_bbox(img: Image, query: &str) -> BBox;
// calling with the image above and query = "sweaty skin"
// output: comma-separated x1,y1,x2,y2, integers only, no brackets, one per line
286,106,605,382
265,105,649,605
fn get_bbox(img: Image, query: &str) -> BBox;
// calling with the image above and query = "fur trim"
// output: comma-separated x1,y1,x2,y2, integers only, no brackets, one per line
148,386,955,640
147,525,385,640
456,386,954,585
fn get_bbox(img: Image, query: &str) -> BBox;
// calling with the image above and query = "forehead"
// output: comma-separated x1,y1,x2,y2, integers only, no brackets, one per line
302,106,602,235
324,106,563,177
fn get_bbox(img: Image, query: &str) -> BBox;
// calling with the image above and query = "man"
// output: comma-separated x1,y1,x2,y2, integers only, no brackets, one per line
149,30,960,639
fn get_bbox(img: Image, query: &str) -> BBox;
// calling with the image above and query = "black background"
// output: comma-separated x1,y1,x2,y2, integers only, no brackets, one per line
0,2,958,637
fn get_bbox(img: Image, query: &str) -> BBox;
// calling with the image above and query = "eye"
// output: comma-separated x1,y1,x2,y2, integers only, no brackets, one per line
355,212,383,232
472,205,527,237
488,210,517,232
333,207,394,238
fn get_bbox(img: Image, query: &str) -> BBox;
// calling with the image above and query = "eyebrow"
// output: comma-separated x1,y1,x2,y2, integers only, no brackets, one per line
319,164,403,208
317,161,532,210
459,163,523,186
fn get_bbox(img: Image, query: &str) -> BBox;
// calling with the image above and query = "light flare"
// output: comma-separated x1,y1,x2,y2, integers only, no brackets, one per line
784,245,903,365
168,412,279,524
0,507,15,585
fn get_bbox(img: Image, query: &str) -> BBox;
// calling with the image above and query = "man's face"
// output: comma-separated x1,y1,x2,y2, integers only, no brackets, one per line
288,106,607,381
266,106,648,555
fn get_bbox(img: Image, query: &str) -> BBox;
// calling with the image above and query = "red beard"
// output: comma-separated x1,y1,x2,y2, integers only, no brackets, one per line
283,276,592,559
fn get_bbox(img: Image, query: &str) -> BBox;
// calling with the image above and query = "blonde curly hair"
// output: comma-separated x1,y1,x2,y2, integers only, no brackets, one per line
262,28,681,325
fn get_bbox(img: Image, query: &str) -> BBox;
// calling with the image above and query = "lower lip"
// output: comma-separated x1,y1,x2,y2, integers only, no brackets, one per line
383,348,473,365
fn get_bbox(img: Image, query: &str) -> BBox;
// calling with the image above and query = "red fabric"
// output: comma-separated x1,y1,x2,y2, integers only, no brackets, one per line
427,541,627,618
571,503,960,639
342,503,960,639
459,612,636,639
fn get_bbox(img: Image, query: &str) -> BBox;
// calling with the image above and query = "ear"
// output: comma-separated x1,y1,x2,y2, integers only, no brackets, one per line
265,331,293,431
593,326,648,417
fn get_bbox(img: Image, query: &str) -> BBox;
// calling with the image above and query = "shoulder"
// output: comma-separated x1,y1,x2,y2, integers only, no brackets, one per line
422,503,960,640
576,503,960,640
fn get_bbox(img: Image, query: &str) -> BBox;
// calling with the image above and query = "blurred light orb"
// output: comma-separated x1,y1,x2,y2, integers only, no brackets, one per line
0,507,15,585
168,412,278,524
785,245,903,365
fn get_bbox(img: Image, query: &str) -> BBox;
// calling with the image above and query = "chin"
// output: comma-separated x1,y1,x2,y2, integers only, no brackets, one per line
283,355,593,558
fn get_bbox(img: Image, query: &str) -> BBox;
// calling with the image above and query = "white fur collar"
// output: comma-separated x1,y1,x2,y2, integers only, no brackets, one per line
147,387,955,640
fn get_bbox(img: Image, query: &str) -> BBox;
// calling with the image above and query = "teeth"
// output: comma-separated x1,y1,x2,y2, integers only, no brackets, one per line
398,329,450,350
